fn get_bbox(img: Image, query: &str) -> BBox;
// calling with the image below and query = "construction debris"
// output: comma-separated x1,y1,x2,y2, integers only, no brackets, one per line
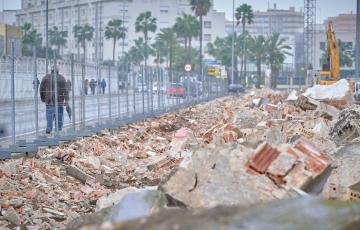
78,197,360,230
0,81,359,229
330,105,360,145
303,79,354,109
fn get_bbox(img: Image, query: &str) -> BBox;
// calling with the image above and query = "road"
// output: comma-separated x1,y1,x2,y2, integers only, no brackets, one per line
0,91,192,147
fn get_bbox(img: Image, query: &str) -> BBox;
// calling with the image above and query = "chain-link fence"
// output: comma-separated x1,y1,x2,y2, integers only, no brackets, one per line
0,44,228,158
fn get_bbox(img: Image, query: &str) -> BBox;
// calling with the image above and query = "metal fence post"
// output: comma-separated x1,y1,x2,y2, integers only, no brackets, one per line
141,65,145,114
157,66,160,111
117,62,121,119
146,66,150,113
33,46,39,137
81,60,85,127
126,63,129,118
10,42,16,146
53,53,59,134
132,66,136,115
71,54,76,130
108,64,112,120
150,66,154,113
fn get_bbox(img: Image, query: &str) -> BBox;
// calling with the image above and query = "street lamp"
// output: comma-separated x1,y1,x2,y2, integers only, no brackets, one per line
46,0,49,74
231,0,235,85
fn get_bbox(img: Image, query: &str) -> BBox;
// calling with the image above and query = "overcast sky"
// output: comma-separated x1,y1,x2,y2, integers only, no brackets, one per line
0,0,357,23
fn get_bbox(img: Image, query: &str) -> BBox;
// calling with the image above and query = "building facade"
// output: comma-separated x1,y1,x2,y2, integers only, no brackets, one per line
225,6,303,69
0,10,17,26
0,23,22,56
225,6,304,37
16,0,226,63
314,13,356,75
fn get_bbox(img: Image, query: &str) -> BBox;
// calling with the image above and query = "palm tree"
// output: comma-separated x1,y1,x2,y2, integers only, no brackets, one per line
21,23,42,55
235,4,254,82
73,24,94,62
151,40,166,67
173,14,200,64
48,26,68,58
135,11,157,78
207,35,236,81
157,28,177,79
265,33,292,88
190,0,211,80
249,35,266,88
105,19,126,65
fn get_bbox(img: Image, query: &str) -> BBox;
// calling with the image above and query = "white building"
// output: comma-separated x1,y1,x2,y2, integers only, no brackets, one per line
0,10,17,26
225,5,303,37
16,0,226,63
225,5,303,65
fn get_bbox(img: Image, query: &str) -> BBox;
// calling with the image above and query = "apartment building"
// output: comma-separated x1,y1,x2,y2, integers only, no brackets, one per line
16,0,226,63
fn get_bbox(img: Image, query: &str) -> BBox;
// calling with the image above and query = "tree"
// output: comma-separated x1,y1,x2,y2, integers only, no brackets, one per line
321,39,353,68
48,26,68,58
151,40,166,67
265,33,292,88
235,3,254,82
207,35,236,82
157,28,178,79
173,14,200,64
105,19,126,65
21,23,42,56
249,35,266,88
172,44,199,72
135,11,157,78
73,24,94,62
128,37,154,65
190,0,211,81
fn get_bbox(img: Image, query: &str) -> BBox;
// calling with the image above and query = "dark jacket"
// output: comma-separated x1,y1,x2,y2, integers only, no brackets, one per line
40,72,69,106
101,79,106,88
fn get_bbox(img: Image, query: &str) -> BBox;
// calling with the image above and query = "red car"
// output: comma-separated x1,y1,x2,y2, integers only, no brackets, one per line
167,83,185,97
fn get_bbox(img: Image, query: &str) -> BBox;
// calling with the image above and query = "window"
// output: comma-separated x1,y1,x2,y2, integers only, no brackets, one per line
160,5,169,13
204,34,211,42
320,42,326,51
204,21,211,29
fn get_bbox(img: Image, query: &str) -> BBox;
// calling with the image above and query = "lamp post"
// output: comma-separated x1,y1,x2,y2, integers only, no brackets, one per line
45,0,49,74
231,0,235,85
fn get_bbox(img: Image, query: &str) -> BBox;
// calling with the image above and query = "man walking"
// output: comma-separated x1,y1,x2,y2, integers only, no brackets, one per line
101,78,106,94
40,66,69,134
90,79,96,95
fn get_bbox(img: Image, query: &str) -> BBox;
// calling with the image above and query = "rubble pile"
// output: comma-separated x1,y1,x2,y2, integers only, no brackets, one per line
0,97,235,229
1,80,360,229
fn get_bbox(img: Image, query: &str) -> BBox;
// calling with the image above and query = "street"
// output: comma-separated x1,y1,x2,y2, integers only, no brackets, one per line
0,91,188,146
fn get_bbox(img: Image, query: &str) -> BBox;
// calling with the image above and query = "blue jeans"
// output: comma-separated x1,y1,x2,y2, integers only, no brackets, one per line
46,105,64,133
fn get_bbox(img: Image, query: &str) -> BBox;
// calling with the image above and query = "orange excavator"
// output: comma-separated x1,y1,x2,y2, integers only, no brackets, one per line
318,21,340,85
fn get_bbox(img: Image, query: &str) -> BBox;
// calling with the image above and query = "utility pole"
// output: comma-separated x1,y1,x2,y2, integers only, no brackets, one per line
304,0,316,86
231,0,235,85
45,0,49,74
356,0,360,77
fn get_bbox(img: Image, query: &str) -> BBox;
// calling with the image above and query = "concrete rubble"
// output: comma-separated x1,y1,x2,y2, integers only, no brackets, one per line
79,197,360,230
0,81,359,229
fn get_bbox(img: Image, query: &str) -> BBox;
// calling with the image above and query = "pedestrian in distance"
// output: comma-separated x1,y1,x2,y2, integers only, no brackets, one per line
84,79,89,95
40,66,69,134
101,78,106,94
33,77,40,91
90,79,96,95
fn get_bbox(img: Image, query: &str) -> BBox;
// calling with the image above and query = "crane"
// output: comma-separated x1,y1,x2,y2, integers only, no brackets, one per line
318,21,340,85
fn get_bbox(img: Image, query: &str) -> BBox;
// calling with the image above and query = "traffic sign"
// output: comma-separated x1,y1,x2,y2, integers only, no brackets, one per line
184,64,192,72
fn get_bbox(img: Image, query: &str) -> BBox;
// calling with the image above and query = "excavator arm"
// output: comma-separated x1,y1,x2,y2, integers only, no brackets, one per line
319,21,340,85
327,21,340,80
